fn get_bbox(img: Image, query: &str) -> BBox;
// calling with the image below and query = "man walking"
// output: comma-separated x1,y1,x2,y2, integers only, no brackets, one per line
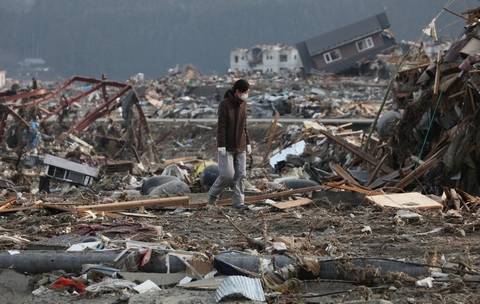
209,79,251,209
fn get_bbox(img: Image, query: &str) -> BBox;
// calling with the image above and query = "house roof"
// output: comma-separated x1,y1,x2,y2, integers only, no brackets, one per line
305,12,390,57
44,154,99,177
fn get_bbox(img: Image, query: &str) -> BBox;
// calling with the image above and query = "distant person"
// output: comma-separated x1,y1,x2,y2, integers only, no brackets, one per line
209,79,251,209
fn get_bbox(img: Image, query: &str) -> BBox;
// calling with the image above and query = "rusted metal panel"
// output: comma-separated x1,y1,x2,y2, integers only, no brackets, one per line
0,89,47,103
0,75,152,145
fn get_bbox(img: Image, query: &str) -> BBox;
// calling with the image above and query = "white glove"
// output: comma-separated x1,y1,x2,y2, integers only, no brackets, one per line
218,147,226,156
246,145,252,155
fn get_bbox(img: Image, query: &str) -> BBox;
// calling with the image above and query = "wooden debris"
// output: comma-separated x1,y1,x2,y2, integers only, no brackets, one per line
76,196,190,212
367,165,413,190
364,155,388,188
318,129,394,174
162,156,198,165
0,198,16,211
367,192,443,210
217,206,265,250
325,182,382,195
257,112,280,168
391,158,438,192
271,198,312,210
330,163,362,187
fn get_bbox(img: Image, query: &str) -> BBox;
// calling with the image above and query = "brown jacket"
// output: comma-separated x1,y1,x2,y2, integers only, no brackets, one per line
217,90,250,153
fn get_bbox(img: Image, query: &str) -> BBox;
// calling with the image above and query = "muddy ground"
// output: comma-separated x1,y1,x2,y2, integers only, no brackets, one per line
1,120,480,304
4,199,480,304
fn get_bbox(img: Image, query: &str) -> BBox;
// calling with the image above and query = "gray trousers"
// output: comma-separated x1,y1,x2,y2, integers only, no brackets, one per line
209,151,246,206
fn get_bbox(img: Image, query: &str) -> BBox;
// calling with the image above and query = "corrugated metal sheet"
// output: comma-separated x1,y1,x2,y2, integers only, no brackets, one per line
215,275,265,302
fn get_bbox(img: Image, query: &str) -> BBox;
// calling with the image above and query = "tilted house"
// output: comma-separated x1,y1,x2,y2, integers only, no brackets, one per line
44,154,99,187
296,12,396,74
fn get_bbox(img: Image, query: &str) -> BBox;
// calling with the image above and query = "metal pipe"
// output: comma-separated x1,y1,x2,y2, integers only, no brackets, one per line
0,251,119,273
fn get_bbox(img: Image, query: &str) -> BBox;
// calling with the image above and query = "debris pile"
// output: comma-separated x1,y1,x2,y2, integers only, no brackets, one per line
1,6,480,304
382,6,480,199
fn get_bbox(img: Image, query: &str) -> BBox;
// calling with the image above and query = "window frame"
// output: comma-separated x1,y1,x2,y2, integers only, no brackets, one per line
356,37,374,52
323,49,342,64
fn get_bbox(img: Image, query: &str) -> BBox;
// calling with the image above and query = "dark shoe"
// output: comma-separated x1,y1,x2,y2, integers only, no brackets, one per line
208,195,217,206
233,203,249,210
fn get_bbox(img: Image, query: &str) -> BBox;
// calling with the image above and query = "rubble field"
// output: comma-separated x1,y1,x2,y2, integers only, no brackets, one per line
5,6,480,303
0,118,479,304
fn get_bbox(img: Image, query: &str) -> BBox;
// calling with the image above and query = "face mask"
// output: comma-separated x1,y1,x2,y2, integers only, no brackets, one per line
240,93,248,101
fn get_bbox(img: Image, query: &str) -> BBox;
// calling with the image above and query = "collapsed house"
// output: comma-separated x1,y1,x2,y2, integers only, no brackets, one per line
230,43,303,74
296,12,397,76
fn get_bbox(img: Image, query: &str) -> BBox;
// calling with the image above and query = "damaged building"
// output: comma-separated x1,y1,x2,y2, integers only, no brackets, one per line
230,43,302,74
296,12,397,75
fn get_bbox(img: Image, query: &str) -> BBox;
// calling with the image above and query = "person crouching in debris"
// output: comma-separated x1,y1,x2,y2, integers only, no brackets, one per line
208,79,252,210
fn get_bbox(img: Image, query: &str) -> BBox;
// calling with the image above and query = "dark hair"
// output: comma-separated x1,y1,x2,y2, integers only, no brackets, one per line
232,79,250,93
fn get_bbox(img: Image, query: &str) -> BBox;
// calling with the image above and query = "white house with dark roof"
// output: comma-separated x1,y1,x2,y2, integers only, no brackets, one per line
230,44,302,74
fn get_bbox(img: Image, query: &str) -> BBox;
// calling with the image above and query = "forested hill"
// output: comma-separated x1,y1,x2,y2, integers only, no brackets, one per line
0,0,479,81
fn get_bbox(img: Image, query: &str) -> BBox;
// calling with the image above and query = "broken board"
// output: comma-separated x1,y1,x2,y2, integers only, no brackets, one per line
367,192,443,210
272,198,312,210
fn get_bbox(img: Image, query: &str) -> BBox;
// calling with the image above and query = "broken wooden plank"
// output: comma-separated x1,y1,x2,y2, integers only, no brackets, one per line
162,156,198,165
76,196,190,212
318,129,394,174
261,112,280,164
364,154,388,188
116,212,158,218
443,7,469,20
81,210,121,218
391,158,438,192
0,198,16,210
263,129,285,143
0,206,41,213
397,62,431,74
455,188,478,202
188,185,327,208
448,90,466,99
325,182,382,195
306,130,364,140
271,198,312,210
433,51,442,97
331,163,362,187
41,204,76,213
367,192,443,210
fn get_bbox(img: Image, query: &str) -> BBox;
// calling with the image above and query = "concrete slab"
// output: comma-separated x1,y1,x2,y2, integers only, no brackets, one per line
120,272,186,287
128,289,219,304
178,276,228,289
0,269,32,304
